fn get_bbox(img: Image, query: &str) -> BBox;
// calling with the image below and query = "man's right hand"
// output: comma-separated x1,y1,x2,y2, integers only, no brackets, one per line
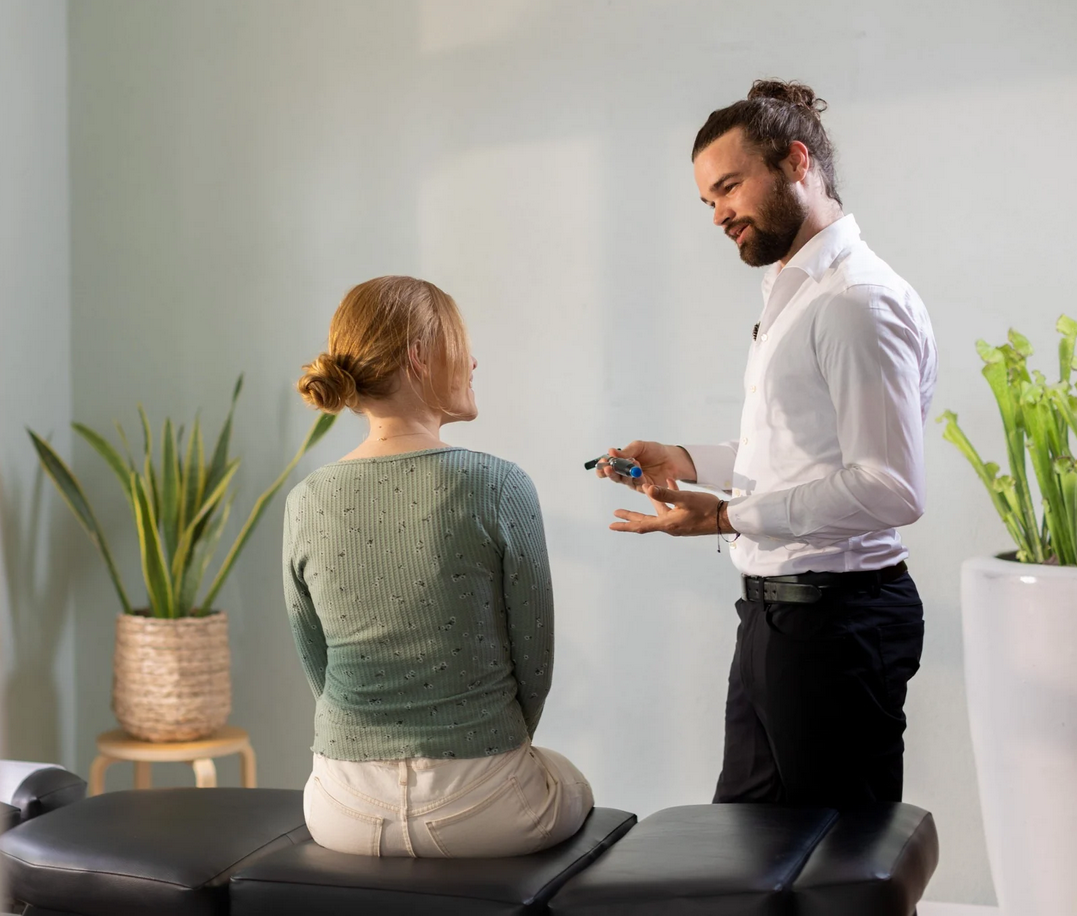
594,441,697,490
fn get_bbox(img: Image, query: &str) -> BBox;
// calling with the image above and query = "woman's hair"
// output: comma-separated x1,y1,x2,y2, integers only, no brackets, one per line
297,276,470,415
692,79,841,206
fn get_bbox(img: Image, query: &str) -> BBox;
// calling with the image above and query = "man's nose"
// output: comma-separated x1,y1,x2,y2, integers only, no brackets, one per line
713,206,733,228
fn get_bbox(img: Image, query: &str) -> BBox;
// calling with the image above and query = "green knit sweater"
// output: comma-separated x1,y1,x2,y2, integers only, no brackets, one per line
283,447,554,761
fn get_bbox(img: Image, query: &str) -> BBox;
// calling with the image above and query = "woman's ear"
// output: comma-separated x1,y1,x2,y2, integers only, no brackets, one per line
406,340,429,379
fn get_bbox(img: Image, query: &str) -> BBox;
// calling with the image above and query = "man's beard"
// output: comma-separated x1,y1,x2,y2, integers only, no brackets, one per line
734,175,807,267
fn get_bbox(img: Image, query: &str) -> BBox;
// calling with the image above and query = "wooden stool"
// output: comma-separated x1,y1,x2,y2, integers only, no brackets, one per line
89,725,257,795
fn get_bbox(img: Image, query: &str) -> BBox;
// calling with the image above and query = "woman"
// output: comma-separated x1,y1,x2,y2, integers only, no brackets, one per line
285,275,593,857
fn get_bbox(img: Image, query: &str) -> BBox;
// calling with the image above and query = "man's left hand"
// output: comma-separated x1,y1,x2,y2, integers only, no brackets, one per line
610,479,725,536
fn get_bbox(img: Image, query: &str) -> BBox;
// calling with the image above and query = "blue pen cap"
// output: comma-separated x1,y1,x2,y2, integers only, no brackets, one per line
606,456,642,479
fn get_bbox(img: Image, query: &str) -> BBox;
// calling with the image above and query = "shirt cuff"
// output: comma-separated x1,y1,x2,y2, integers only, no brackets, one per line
725,491,790,539
681,443,738,493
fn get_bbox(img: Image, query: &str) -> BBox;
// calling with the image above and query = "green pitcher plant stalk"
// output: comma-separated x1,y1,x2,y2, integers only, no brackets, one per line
28,376,336,617
939,315,1077,565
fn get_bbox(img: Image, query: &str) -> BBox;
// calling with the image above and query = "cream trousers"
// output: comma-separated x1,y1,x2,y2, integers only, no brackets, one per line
303,741,594,857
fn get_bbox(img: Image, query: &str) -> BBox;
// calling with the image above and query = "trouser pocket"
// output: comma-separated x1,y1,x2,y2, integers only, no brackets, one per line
424,775,549,858
875,619,925,709
305,775,385,856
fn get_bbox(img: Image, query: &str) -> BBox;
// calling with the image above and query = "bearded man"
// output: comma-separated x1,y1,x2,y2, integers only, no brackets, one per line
598,80,938,809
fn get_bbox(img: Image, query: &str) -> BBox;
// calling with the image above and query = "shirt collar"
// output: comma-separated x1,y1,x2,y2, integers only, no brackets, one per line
761,214,861,297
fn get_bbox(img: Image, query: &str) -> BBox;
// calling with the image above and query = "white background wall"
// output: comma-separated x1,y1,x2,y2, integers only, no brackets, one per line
0,0,75,771
6,0,1065,905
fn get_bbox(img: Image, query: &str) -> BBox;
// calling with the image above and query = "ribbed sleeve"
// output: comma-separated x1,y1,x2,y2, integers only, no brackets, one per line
281,448,555,762
282,507,327,698
496,464,554,736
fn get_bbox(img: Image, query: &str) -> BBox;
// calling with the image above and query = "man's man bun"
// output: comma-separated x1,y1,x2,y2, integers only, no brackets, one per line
692,79,841,206
747,79,828,117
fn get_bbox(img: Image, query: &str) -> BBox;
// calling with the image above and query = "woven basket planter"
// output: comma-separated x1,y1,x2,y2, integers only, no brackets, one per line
112,611,231,742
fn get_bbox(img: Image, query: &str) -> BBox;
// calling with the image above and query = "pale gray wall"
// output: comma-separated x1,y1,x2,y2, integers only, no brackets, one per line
0,0,76,770
56,0,1077,904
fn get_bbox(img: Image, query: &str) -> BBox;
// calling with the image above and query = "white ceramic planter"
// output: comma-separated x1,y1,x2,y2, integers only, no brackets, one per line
962,556,1077,916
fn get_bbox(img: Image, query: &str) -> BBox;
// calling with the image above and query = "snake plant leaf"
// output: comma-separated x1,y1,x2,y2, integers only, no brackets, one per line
181,416,205,535
197,411,336,614
31,377,337,616
137,405,162,522
144,452,160,529
72,423,133,505
132,471,174,618
27,430,133,614
114,421,138,473
177,494,234,618
170,458,240,591
161,419,181,563
302,411,337,452
138,404,152,464
206,375,242,497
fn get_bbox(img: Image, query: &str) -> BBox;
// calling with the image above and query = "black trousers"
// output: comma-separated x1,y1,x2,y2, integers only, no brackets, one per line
714,572,924,810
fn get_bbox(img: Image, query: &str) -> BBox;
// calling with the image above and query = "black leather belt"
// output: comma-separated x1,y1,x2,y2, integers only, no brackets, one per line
741,561,908,604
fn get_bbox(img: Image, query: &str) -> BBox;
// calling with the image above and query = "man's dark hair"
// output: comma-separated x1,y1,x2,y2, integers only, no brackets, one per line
693,79,842,207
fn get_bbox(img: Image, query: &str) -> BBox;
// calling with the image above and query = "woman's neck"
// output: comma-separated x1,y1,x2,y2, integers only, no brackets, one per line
341,413,448,460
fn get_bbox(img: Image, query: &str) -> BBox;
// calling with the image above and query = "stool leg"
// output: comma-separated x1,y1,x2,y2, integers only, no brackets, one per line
133,761,152,789
239,742,258,788
191,757,217,788
88,755,117,796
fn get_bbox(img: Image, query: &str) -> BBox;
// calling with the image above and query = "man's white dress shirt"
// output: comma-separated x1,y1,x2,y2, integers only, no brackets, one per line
685,215,937,577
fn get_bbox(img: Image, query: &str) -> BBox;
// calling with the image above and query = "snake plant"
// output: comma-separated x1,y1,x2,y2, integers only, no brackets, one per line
939,315,1077,565
28,376,336,616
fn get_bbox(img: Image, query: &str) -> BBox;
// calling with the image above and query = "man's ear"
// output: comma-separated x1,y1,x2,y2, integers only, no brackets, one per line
781,140,811,183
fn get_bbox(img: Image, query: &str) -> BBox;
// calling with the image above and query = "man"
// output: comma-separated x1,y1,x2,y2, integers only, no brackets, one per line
599,80,937,809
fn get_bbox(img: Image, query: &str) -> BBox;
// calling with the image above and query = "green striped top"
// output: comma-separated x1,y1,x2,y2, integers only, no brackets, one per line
282,447,554,761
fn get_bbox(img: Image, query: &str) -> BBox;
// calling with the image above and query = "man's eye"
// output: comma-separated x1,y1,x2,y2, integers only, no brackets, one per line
725,183,738,194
